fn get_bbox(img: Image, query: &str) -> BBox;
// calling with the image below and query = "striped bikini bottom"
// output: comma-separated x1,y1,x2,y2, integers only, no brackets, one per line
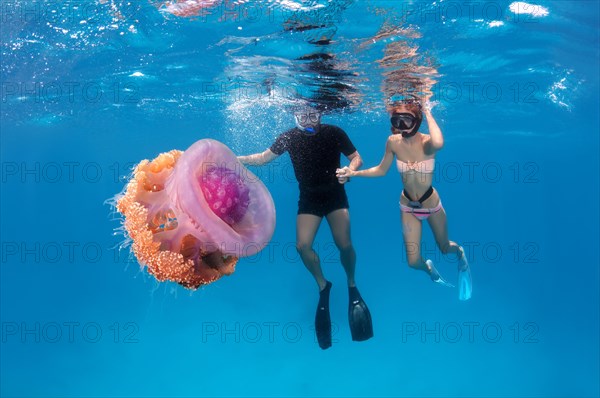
399,200,443,221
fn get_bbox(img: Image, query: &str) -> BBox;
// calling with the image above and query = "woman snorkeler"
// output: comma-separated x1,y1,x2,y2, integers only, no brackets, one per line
336,95,472,300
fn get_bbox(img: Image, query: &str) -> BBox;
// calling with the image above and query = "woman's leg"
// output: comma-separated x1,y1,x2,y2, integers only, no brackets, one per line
427,207,467,269
401,210,429,273
325,208,356,287
428,206,471,298
403,210,453,286
296,214,328,290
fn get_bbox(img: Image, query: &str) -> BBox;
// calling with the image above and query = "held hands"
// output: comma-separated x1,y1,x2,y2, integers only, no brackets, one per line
336,166,354,184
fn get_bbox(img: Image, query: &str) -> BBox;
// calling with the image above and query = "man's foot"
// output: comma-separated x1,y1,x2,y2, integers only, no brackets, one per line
315,281,332,349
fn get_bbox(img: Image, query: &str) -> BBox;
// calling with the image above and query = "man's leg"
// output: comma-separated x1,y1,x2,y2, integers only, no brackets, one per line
296,214,327,291
297,213,334,349
326,208,373,341
325,208,356,287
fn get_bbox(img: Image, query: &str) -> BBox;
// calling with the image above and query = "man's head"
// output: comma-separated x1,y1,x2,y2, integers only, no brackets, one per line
294,105,322,133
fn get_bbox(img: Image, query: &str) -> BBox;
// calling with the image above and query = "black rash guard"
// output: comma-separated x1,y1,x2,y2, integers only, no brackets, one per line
269,124,356,190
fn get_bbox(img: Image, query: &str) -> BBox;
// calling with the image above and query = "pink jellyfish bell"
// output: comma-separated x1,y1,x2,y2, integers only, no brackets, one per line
116,139,276,290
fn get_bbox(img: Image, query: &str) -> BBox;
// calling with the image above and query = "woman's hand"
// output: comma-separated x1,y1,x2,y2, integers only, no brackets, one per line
420,92,433,113
336,166,355,179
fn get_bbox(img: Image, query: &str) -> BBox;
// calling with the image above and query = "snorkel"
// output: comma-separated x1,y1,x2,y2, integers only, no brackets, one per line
391,112,422,137
294,105,322,134
388,95,423,137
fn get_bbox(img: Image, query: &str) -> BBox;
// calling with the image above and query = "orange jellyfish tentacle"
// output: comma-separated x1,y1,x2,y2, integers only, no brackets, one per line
114,139,274,290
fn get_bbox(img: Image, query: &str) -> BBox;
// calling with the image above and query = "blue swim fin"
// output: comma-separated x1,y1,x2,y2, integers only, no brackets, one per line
458,247,472,301
458,267,472,300
426,259,454,288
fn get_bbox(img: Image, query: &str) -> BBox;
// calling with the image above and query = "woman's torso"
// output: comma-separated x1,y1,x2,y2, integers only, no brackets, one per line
389,133,440,207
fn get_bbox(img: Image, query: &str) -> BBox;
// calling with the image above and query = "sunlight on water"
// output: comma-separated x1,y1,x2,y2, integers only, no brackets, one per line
1,0,592,128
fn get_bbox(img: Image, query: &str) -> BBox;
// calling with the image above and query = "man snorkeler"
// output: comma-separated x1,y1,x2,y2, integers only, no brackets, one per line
238,104,373,349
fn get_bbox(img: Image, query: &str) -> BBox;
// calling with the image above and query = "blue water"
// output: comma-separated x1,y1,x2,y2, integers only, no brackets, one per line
1,1,599,397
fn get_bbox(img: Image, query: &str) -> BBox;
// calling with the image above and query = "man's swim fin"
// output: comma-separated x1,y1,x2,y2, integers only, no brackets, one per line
315,281,332,349
348,286,373,342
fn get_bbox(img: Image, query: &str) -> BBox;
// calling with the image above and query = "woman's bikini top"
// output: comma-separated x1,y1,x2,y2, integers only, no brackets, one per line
396,158,435,174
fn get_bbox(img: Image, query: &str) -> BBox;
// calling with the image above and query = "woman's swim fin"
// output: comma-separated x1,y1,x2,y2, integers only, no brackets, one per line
426,259,455,288
457,247,472,300
458,258,472,301
458,267,472,300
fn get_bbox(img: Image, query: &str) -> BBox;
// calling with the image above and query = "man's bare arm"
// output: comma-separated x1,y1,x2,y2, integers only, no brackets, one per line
238,149,279,166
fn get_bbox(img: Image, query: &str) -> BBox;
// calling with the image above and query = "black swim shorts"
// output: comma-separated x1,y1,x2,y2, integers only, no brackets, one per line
298,183,349,217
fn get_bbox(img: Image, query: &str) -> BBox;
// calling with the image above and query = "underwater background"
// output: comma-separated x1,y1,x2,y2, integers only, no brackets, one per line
1,1,599,397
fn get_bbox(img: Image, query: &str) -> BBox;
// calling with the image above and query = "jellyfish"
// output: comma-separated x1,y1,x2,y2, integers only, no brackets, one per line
115,139,276,290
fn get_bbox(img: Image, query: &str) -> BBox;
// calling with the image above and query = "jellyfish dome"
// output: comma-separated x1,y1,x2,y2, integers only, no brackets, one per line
115,139,276,290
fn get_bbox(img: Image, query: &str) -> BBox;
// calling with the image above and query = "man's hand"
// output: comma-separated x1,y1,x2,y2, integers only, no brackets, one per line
336,166,354,183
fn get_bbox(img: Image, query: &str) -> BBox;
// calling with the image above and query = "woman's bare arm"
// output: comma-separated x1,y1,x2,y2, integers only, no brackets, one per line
337,138,394,178
423,106,444,155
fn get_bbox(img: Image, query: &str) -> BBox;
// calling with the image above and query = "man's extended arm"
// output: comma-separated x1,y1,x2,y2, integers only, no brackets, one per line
346,151,363,171
338,150,362,183
238,149,279,166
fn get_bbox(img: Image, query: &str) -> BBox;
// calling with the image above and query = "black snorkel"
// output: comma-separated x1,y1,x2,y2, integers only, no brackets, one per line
389,95,423,137
391,113,422,137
